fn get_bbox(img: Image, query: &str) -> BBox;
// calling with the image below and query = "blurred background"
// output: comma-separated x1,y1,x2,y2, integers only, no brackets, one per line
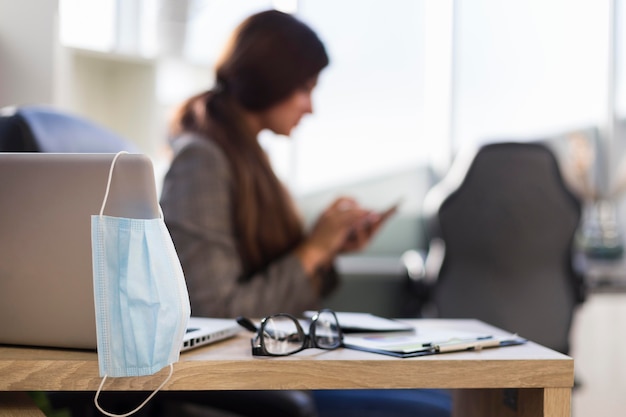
3,1,624,242
2,1,626,415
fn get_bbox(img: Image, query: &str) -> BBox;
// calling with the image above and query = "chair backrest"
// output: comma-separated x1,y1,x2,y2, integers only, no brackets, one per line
422,141,582,353
0,106,137,153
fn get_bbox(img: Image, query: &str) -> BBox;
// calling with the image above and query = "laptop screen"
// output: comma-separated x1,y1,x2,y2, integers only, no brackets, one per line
0,153,160,349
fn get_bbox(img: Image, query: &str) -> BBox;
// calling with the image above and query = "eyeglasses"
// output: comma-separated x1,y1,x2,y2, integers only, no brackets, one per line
236,309,343,356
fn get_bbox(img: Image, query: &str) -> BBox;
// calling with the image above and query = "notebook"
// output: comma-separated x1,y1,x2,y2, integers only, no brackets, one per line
303,311,415,333
0,153,239,351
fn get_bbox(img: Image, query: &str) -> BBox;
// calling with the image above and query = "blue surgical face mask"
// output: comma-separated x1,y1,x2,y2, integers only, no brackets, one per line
91,151,191,416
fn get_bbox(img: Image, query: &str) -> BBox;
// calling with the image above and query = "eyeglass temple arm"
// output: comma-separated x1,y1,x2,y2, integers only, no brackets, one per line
236,316,259,333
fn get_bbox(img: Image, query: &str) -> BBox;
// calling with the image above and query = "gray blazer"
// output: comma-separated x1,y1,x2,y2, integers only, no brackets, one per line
160,133,320,318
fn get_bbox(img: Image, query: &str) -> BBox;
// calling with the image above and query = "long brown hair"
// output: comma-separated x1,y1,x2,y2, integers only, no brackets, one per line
170,10,329,278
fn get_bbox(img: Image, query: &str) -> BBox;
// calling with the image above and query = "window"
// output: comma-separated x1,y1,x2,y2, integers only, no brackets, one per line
453,0,610,148
277,0,427,195
58,0,621,201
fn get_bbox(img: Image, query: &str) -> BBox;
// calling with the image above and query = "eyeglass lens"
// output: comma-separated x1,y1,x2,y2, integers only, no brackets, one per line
262,315,304,355
312,310,341,349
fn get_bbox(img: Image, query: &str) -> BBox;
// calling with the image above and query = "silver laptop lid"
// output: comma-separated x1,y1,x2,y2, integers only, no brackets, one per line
0,153,160,349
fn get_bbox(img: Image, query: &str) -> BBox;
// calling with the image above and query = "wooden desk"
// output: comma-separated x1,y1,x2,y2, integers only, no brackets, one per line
0,319,573,417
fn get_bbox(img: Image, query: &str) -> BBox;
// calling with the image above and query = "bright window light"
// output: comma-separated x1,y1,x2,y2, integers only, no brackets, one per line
59,0,117,51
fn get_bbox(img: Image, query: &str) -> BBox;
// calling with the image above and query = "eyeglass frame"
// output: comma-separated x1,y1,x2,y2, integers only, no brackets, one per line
249,309,344,357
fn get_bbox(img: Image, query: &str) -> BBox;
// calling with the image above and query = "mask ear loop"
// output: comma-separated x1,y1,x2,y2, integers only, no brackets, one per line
98,151,128,218
98,151,164,220
94,151,172,416
94,364,174,417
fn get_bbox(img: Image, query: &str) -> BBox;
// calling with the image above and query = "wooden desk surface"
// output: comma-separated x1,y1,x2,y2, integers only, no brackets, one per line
0,319,573,392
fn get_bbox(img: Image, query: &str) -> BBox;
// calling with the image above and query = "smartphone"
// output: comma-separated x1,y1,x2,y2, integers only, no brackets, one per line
379,198,403,221
347,198,403,241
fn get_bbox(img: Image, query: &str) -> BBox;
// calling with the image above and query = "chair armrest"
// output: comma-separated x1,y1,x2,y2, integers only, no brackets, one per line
401,239,446,315
401,238,446,284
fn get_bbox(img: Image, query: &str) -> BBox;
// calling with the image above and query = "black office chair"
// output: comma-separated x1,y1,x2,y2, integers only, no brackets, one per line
414,141,586,354
0,105,137,152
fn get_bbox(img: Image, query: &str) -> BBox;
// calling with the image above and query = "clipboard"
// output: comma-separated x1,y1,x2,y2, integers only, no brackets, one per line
342,331,527,358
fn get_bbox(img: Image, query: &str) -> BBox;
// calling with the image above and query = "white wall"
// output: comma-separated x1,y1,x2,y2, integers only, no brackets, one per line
67,50,159,154
0,0,166,156
0,0,59,107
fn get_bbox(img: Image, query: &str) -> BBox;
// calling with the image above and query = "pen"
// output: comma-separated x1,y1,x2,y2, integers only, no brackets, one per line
434,336,500,353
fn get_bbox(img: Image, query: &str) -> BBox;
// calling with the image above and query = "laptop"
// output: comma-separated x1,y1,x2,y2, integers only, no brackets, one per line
0,153,240,351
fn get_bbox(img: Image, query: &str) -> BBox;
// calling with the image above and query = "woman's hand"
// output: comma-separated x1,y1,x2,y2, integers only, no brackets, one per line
295,197,397,277
295,197,369,276
339,202,397,253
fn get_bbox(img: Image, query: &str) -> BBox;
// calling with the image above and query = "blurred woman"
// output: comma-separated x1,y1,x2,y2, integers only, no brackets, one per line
160,9,450,417
161,9,387,319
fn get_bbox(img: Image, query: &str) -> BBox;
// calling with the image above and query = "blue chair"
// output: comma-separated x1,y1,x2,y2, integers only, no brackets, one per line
0,105,137,152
